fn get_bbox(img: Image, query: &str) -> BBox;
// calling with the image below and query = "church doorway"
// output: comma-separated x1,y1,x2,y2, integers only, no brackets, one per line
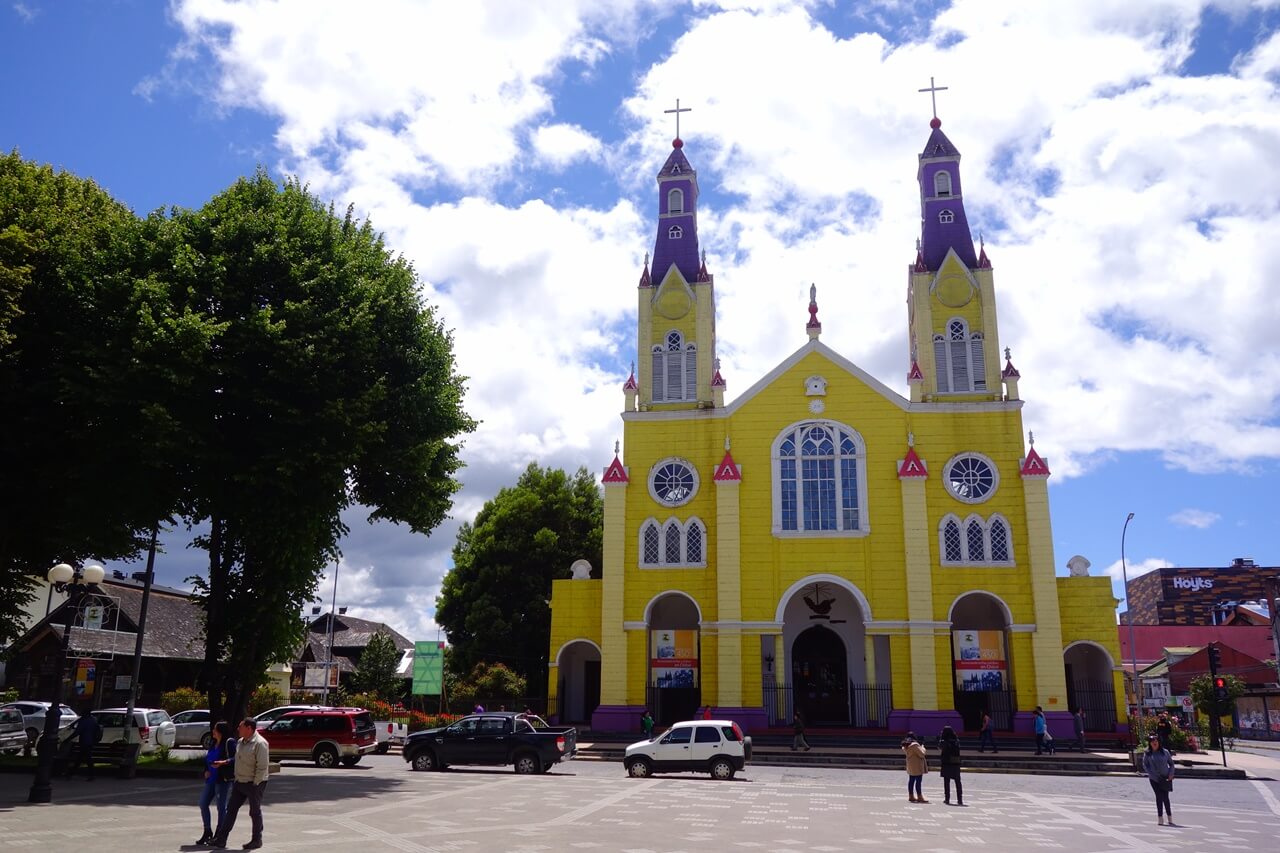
792,625,848,725
555,640,601,724
950,592,1014,731
1064,642,1117,732
645,592,701,726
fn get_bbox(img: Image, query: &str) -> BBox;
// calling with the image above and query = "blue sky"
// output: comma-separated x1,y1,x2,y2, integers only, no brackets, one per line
4,1,1279,638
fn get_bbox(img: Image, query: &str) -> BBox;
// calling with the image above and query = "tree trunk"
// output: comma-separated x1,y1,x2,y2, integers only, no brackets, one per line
201,515,227,722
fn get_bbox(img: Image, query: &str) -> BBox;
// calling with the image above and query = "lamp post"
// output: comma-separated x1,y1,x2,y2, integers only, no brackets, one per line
1120,512,1139,746
28,562,105,803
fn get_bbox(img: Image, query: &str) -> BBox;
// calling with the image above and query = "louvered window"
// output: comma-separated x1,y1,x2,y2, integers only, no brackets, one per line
684,344,697,399
933,335,949,393
934,171,952,196
970,333,986,391
966,519,986,561
653,331,695,402
668,188,684,213
775,422,865,533
943,519,962,563
935,319,986,393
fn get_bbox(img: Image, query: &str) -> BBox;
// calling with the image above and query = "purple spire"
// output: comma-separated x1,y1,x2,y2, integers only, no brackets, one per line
918,118,977,270
650,139,701,285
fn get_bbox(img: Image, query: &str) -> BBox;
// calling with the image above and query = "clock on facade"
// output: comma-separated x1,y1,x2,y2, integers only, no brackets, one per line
649,458,698,506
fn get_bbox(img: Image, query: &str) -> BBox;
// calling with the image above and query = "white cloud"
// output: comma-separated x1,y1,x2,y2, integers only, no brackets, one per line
12,2,37,22
1168,508,1222,529
1102,557,1171,608
531,123,604,168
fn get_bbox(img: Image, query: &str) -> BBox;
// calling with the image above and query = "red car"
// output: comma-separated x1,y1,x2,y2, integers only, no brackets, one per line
263,709,377,767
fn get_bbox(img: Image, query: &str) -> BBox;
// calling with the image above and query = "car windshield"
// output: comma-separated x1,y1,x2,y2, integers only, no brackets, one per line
147,711,170,726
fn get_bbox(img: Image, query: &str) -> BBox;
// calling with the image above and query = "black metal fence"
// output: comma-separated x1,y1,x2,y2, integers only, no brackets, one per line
762,682,892,728
954,688,1015,731
1069,682,1118,732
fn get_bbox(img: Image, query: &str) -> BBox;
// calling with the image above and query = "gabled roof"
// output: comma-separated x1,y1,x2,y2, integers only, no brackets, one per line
920,126,960,159
305,613,413,651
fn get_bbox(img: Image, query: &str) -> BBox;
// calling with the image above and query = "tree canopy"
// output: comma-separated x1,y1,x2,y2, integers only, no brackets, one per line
436,464,603,695
350,632,405,702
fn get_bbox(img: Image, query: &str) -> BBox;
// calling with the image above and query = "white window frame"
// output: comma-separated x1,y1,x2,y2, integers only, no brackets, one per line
938,512,1015,566
939,209,954,224
942,452,1000,504
771,419,869,538
934,171,952,197
646,456,699,507
650,331,697,402
669,224,683,239
638,516,707,568
668,188,684,214
933,317,986,393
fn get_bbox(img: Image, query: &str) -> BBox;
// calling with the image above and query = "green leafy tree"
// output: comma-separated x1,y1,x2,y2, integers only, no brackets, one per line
447,662,528,710
436,464,603,694
159,686,206,716
247,685,288,716
1189,672,1246,716
0,153,187,644
350,632,405,702
152,171,474,723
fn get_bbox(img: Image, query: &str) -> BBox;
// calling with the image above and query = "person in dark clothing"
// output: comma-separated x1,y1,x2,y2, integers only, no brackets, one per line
1156,714,1174,753
64,713,101,780
1072,708,1087,752
1142,733,1176,825
978,710,997,753
791,711,811,751
938,725,964,806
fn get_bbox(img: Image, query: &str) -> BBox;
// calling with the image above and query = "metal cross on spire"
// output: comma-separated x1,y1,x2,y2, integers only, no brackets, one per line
918,76,948,118
664,98,692,138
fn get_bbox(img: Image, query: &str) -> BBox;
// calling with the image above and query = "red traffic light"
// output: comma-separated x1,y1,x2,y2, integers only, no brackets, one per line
1214,677,1226,688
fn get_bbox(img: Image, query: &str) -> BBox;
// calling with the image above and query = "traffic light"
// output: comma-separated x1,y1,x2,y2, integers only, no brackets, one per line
1214,676,1229,703
1207,643,1221,674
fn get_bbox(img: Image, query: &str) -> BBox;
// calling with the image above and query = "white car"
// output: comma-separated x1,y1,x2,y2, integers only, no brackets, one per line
254,704,325,726
171,709,215,748
623,720,752,780
1,701,79,748
61,708,177,755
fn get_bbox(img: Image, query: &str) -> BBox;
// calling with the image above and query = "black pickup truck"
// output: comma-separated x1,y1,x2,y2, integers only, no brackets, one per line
404,712,577,774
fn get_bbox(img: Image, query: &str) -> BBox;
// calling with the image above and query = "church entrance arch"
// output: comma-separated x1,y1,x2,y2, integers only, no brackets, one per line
645,592,701,726
777,576,872,726
1064,641,1117,732
555,640,601,725
950,591,1014,731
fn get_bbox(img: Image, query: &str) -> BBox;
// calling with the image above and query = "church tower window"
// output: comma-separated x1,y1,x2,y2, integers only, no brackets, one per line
669,225,683,239
638,517,707,568
651,332,697,402
942,518,962,562
939,512,1014,565
989,516,1010,562
933,319,986,393
773,421,867,536
939,209,954,224
668,188,684,214
642,521,661,564
685,520,704,564
664,521,682,563
934,171,951,196
966,518,985,561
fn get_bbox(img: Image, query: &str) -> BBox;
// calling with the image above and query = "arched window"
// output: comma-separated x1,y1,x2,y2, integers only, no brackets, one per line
685,521,703,564
668,225,683,239
966,518,985,561
668,188,684,214
638,517,706,567
651,331,697,402
664,521,682,563
942,517,962,562
939,513,1015,566
773,421,866,535
642,521,661,565
934,171,952,196
939,209,954,224
933,318,986,393
989,517,1010,563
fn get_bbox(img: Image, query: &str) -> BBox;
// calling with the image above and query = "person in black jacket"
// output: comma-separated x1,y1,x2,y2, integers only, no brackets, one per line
938,725,964,806
64,713,101,781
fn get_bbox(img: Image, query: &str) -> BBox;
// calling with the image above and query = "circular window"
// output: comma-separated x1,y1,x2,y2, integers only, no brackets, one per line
944,454,998,503
649,458,698,507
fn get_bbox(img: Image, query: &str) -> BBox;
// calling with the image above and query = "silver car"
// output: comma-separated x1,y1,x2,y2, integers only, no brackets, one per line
1,701,79,748
61,708,177,755
0,706,27,754
172,709,215,748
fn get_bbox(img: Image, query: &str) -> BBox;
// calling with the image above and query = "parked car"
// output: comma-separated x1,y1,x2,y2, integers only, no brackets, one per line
60,708,177,755
171,709,215,748
1,701,78,747
373,718,408,754
254,704,325,726
403,712,577,774
263,708,377,767
623,719,751,780
0,706,28,754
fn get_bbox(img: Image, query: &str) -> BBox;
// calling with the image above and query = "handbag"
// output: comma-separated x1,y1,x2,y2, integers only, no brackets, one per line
217,738,237,782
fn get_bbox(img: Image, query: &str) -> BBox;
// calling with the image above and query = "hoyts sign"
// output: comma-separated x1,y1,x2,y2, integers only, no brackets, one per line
1170,576,1215,592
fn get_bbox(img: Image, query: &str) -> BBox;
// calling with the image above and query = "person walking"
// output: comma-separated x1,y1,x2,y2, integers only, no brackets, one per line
1141,733,1176,826
1073,708,1087,753
901,732,929,803
978,710,997,753
1032,706,1047,755
197,721,236,845
64,712,101,781
791,711,811,751
938,726,964,806
209,718,269,850
640,709,655,738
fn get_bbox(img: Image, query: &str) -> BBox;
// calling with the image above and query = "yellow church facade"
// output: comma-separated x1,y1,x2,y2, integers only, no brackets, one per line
548,121,1127,737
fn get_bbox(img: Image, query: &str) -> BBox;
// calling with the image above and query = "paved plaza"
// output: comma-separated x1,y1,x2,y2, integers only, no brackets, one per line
2,755,1279,852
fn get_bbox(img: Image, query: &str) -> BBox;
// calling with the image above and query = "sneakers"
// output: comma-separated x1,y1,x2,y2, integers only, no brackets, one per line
242,840,263,851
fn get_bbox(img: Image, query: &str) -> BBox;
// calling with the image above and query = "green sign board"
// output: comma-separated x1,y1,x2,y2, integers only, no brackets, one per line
412,641,445,695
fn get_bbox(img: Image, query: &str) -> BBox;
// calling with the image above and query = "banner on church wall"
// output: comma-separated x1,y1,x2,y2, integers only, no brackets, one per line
650,629,698,688
953,630,1007,692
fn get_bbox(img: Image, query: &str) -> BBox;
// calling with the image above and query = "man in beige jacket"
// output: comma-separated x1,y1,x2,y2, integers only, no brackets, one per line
210,717,270,849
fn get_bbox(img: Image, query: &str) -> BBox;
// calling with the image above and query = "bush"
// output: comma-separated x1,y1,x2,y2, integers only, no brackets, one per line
406,710,457,732
248,686,288,716
159,687,206,716
0,687,19,704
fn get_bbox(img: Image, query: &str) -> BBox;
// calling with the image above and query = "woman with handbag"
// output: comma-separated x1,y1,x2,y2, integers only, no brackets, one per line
938,725,964,806
1141,732,1176,826
197,721,236,845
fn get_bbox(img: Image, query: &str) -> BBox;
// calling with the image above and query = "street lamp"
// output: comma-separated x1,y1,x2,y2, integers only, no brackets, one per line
28,562,105,804
1120,512,1139,747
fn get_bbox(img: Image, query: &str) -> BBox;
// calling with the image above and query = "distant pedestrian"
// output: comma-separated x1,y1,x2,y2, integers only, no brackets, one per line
1033,706,1047,755
210,718,269,850
197,721,236,846
978,710,997,753
640,709,655,738
64,712,101,781
1141,733,1176,826
938,726,964,806
702,706,713,720
1073,708,1087,753
1156,713,1173,753
791,711,811,751
474,704,485,713
900,732,929,803
1043,729,1056,755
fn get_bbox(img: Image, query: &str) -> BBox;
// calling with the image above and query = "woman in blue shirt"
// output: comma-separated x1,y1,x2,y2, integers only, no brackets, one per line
197,721,235,845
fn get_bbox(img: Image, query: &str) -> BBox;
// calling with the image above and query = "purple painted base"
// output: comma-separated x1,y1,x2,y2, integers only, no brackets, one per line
706,706,770,736
1013,710,1075,739
591,704,645,732
887,709,963,737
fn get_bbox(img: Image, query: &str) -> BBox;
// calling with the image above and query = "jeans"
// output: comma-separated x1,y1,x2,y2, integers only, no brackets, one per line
199,779,230,832
1149,779,1171,817
65,745,95,779
944,775,963,803
978,729,996,752
907,774,922,798
217,780,267,842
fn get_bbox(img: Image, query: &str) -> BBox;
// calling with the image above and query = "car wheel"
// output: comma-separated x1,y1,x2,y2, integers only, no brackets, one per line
627,758,653,778
341,756,360,767
200,732,214,750
374,743,389,755
710,758,735,780
513,752,540,774
313,745,339,768
410,750,437,772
